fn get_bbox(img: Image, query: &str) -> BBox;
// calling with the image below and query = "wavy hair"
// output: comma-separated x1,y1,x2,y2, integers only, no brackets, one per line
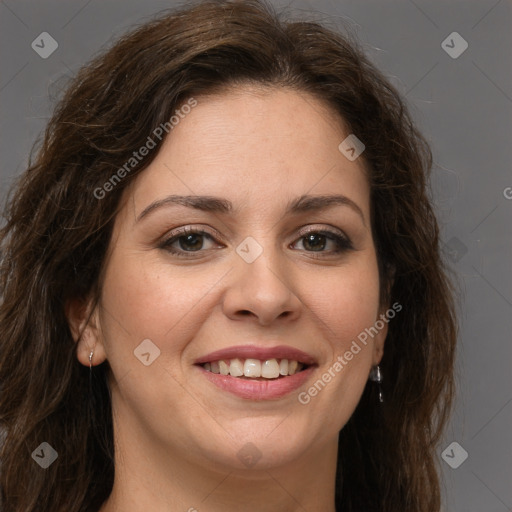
0,1,457,510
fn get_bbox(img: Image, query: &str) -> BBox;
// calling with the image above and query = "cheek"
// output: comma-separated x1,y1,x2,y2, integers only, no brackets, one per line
101,261,175,341
293,255,381,435
97,253,221,441
304,254,381,352
98,250,227,361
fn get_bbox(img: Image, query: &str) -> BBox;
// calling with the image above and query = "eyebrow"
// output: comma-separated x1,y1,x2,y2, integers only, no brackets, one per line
136,193,366,225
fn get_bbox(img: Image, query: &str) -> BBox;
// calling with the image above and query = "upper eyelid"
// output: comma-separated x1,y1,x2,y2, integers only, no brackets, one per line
164,224,349,239
163,224,225,241
295,224,349,238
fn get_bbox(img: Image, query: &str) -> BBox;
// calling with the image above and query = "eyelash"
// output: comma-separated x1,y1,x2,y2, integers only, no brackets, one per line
159,225,354,259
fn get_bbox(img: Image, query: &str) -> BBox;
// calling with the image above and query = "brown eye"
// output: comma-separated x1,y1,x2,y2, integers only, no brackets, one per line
302,233,328,251
160,227,223,257
175,233,205,251
291,229,353,255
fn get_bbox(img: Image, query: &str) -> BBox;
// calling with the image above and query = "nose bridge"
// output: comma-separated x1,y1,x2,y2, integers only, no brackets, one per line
222,234,301,325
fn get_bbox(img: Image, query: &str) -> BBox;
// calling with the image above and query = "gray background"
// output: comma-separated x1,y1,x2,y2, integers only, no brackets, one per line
1,0,511,510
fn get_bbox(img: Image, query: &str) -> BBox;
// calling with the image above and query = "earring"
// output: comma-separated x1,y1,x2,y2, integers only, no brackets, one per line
89,350,94,370
369,365,384,403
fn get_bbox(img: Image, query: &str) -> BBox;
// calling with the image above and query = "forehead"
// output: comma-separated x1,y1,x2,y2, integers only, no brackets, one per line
125,86,370,220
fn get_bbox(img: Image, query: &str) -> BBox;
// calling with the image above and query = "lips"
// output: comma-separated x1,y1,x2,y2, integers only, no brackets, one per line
194,345,318,400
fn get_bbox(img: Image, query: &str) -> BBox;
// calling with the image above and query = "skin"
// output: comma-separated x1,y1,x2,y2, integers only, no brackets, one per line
68,86,388,512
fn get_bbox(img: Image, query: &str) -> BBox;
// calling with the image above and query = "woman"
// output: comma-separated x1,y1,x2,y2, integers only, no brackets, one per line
0,1,457,511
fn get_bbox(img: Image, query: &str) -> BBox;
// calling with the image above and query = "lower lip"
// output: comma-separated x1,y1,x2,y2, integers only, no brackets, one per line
197,365,316,400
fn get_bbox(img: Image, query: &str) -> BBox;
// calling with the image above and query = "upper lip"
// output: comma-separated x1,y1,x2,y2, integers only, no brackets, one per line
194,345,317,366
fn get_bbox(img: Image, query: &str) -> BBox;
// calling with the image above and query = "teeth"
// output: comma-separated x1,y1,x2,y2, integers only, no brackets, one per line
219,360,229,375
244,359,261,378
203,358,307,378
261,358,280,378
229,358,244,377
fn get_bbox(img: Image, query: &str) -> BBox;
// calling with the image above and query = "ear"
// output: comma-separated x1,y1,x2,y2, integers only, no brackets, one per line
65,296,107,368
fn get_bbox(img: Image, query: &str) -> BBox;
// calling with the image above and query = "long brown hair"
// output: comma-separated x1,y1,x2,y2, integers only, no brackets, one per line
0,1,457,510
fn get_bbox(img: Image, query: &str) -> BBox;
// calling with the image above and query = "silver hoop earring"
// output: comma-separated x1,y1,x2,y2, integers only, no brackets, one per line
369,365,384,403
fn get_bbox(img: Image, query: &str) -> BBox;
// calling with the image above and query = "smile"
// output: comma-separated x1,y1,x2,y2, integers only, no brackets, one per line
194,345,317,400
201,358,307,379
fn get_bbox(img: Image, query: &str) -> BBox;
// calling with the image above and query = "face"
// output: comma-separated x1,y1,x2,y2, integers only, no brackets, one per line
72,86,388,474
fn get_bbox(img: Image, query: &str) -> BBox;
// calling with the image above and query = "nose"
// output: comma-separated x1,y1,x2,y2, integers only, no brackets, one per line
222,247,302,326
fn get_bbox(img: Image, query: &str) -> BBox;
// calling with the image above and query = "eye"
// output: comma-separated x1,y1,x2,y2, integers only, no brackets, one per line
159,227,224,257
159,225,353,259
291,227,353,256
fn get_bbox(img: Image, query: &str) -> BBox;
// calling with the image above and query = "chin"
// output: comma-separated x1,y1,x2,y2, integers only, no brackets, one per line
191,418,319,472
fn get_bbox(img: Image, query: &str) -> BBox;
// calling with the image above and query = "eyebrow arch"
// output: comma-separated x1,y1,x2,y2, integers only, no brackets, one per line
136,193,365,225
136,195,232,222
286,194,366,225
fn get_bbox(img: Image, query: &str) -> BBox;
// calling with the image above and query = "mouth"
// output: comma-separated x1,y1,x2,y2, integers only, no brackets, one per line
199,357,310,380
194,345,317,400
